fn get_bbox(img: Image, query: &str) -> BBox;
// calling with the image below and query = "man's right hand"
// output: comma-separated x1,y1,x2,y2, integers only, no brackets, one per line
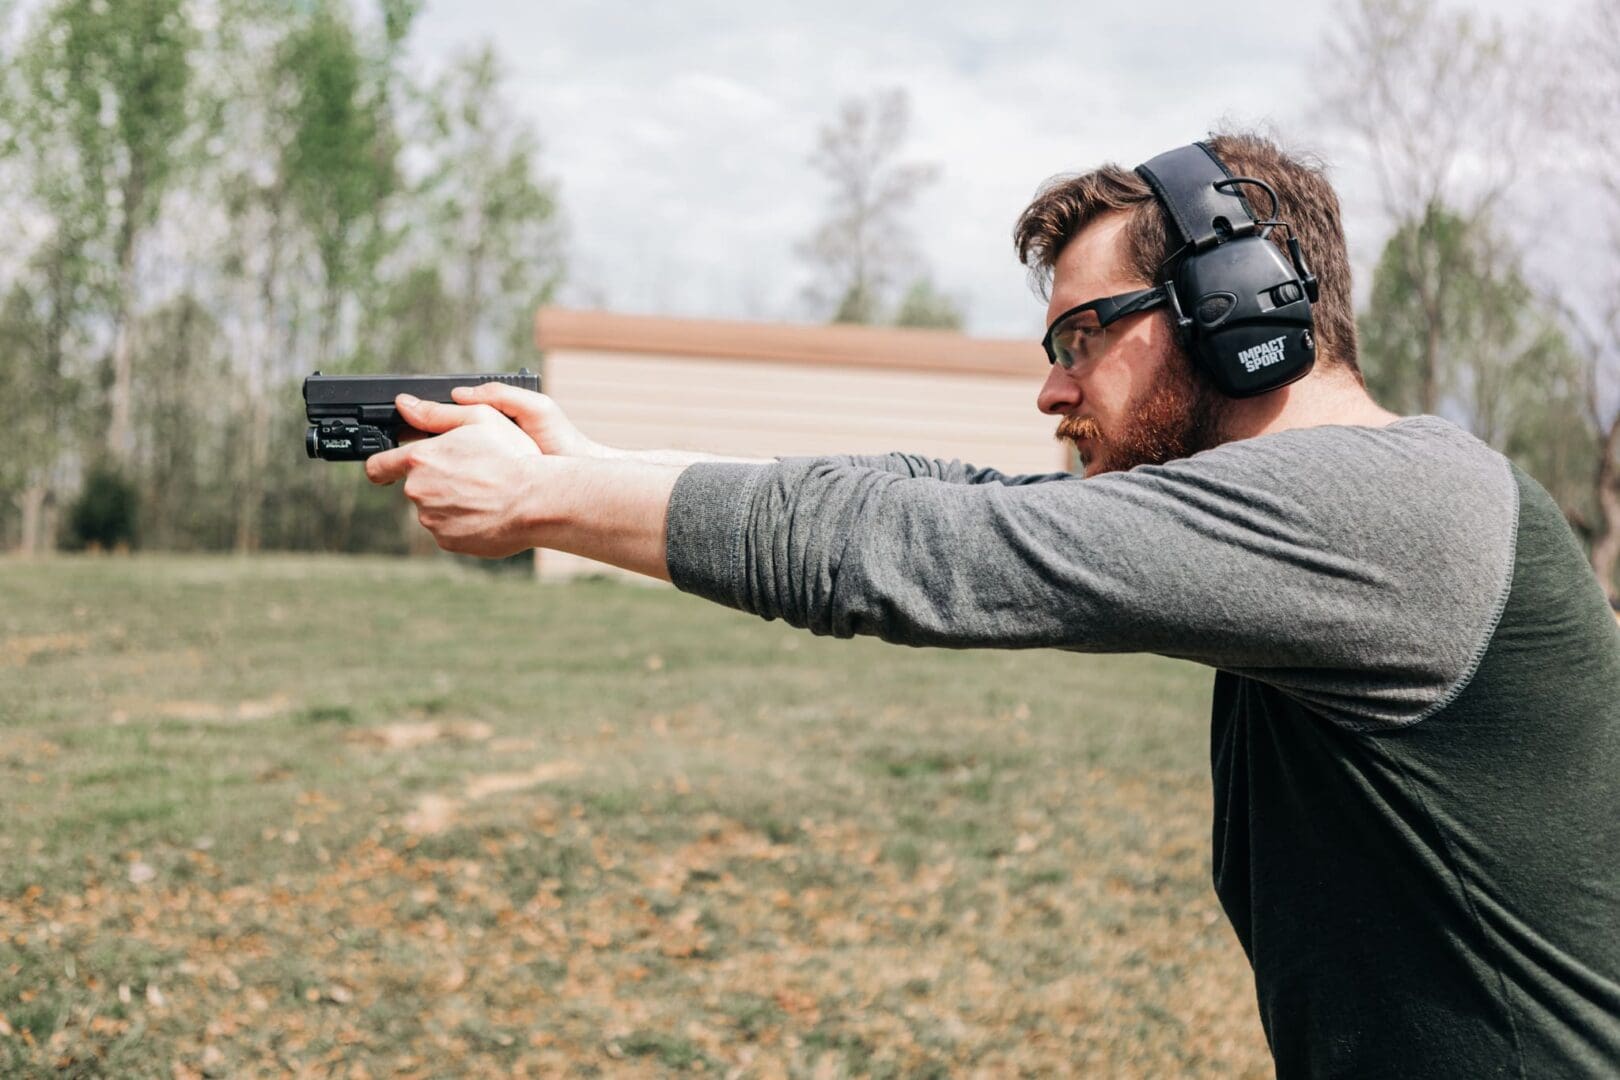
449,383,613,459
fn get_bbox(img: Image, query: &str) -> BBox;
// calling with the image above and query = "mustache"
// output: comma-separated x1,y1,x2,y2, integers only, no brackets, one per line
1055,414,1102,444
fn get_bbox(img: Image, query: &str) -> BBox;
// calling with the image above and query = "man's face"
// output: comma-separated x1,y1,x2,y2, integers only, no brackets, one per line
1038,212,1224,477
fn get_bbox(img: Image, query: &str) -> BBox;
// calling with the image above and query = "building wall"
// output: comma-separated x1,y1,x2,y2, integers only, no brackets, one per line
532,309,1069,581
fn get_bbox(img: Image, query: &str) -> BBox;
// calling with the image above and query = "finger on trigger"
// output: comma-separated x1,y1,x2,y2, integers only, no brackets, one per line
365,445,411,485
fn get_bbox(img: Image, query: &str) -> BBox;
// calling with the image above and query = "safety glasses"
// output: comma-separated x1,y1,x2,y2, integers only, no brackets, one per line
1041,285,1168,372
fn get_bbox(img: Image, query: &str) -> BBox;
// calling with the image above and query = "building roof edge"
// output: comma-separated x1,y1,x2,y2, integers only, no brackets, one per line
534,307,1038,378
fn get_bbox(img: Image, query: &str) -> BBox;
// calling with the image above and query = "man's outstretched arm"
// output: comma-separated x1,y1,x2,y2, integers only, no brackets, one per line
366,391,1519,732
449,382,1071,485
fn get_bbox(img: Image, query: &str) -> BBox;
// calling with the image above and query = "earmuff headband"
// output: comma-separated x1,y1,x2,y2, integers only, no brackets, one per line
1135,143,1258,253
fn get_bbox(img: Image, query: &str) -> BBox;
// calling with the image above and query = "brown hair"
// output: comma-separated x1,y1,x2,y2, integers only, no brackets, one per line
1013,131,1360,379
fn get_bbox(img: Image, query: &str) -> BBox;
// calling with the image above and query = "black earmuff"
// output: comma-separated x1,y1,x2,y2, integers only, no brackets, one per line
1135,143,1318,398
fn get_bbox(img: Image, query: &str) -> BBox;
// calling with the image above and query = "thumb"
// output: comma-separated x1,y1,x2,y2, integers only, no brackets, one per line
394,394,495,434
451,382,553,426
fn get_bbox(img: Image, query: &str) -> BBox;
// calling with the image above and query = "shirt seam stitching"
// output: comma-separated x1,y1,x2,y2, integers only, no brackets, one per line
1388,453,1522,731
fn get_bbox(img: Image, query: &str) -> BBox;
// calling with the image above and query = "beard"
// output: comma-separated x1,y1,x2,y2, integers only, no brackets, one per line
1056,348,1226,476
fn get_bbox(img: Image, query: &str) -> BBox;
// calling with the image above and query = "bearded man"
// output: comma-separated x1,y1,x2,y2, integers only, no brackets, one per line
366,131,1620,1077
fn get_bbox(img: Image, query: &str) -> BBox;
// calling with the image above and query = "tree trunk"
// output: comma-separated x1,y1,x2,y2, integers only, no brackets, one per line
234,393,270,554
106,168,147,466
1415,224,1443,417
15,483,50,556
461,226,486,369
235,197,287,554
107,281,137,464
1589,417,1620,604
1420,313,1442,415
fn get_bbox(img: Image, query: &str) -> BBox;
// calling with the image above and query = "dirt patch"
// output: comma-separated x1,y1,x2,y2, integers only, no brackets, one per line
154,694,293,723
464,761,582,800
402,794,461,835
347,720,494,751
401,760,582,836
3,631,92,667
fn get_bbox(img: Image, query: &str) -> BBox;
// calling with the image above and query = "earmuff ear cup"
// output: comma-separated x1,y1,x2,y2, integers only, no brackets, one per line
1136,142,1319,399
1174,236,1316,397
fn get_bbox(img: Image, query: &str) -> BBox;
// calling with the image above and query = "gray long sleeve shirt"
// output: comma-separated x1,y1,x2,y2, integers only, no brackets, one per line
663,415,1620,1078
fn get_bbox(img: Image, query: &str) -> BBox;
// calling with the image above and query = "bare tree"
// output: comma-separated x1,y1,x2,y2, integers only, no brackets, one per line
1319,0,1552,414
798,88,939,325
409,45,564,372
0,0,567,556
39,0,197,467
1566,0,1620,599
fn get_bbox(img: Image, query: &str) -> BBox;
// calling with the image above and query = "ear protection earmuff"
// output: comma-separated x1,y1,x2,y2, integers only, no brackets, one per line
1135,143,1320,397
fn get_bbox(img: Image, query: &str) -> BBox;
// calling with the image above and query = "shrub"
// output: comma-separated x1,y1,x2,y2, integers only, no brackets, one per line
66,464,139,551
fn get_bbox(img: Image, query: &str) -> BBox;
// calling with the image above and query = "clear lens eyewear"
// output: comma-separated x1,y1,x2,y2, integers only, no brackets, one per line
1047,308,1108,372
1042,286,1168,373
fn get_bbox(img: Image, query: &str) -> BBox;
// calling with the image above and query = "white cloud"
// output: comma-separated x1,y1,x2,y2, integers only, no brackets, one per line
411,0,1591,339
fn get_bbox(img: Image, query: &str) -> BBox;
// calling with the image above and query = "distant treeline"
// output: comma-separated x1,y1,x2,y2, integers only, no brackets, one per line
0,0,563,555
3,0,1619,600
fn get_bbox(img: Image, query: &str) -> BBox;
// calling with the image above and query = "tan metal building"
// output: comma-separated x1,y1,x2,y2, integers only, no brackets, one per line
531,307,1072,580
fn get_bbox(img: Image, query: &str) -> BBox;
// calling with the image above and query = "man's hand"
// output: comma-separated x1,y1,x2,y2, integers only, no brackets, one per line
451,381,774,469
449,382,609,458
365,390,685,579
365,395,544,558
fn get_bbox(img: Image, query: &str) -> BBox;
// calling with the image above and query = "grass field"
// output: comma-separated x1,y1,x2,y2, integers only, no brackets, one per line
0,555,1269,1078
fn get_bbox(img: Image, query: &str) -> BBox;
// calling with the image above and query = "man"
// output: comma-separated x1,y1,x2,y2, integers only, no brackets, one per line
366,132,1620,1077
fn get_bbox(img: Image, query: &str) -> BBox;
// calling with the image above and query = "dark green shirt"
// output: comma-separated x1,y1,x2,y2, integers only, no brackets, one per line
1211,465,1620,1077
665,417,1620,1077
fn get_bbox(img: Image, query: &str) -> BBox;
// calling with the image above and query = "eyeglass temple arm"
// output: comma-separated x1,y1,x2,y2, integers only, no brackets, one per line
1114,285,1169,319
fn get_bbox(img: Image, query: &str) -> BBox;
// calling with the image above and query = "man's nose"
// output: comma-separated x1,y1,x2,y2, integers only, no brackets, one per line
1037,364,1081,416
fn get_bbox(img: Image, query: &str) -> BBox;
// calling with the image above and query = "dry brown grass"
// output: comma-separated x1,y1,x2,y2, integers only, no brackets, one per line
0,555,1270,1077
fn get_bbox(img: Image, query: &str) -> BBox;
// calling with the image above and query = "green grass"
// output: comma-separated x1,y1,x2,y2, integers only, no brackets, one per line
0,554,1268,1077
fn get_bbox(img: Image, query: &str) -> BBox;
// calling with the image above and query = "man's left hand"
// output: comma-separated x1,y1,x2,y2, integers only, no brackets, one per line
365,394,544,558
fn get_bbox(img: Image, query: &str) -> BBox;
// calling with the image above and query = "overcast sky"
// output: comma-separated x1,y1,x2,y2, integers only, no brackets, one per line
411,0,1585,340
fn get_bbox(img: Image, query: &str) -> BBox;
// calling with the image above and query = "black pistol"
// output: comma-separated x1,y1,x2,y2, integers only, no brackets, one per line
303,369,541,461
